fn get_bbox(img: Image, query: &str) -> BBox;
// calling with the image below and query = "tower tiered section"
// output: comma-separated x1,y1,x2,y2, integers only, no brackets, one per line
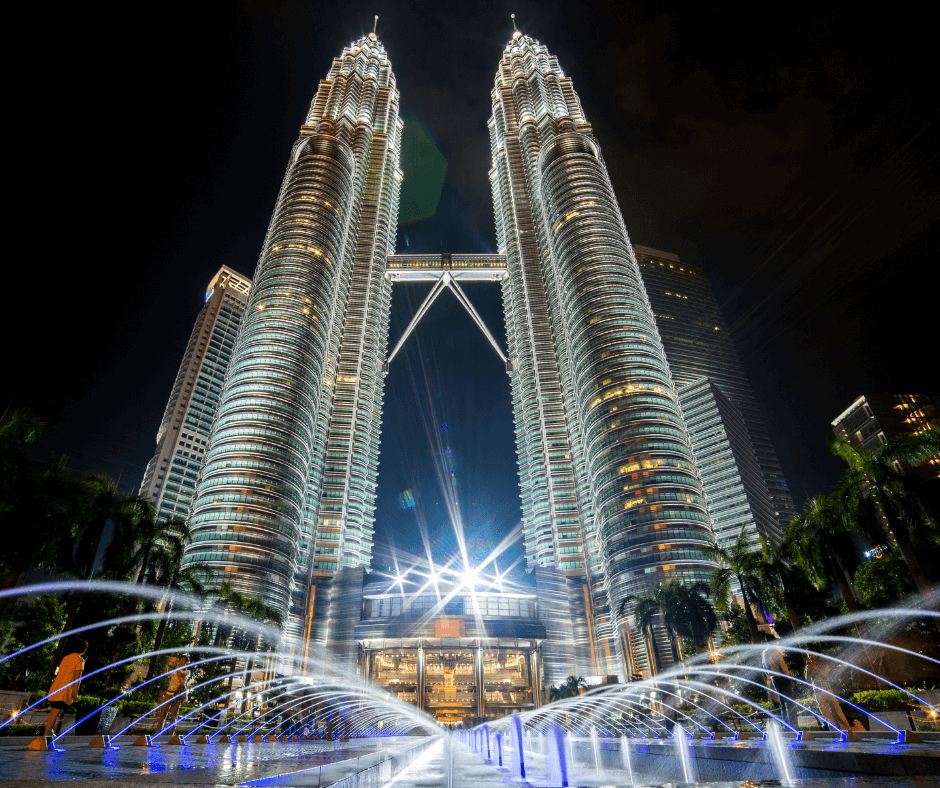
488,30,716,675
182,33,403,639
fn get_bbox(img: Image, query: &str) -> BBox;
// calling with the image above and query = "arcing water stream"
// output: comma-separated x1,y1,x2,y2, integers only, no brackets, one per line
1,581,939,786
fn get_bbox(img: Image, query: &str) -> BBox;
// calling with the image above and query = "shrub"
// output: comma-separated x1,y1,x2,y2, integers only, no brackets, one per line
118,699,159,718
0,724,44,737
72,695,104,720
849,689,913,711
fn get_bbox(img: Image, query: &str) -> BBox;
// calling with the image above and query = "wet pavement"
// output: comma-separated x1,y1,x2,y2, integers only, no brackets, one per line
0,734,938,786
363,738,940,788
0,736,421,786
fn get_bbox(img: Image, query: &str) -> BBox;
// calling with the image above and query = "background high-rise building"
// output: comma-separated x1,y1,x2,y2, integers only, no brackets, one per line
832,393,940,480
140,266,251,521
182,32,403,639
488,31,715,677
635,245,797,538
679,378,780,551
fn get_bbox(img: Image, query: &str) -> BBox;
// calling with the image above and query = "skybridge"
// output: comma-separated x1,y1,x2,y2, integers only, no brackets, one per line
383,253,512,375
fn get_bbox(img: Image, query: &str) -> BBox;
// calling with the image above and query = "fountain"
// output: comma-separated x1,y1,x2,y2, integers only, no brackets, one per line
1,580,939,786
473,598,940,785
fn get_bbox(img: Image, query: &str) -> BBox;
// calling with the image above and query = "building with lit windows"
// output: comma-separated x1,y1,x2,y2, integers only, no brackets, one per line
181,31,403,641
177,28,724,682
310,564,608,726
832,393,940,480
487,31,715,678
140,266,251,521
678,378,779,551
635,245,796,541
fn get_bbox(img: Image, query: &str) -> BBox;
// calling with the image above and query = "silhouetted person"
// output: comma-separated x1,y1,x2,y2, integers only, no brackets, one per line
805,653,862,732
762,645,798,730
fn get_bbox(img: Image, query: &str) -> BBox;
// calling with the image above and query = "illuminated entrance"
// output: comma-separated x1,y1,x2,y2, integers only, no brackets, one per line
349,574,546,726
367,643,537,726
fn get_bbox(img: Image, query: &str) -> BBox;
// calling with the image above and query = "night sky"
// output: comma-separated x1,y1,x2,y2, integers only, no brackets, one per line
12,2,938,569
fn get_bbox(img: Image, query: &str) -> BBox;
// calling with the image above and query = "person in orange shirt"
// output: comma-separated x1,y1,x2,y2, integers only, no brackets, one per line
155,655,190,732
43,639,88,736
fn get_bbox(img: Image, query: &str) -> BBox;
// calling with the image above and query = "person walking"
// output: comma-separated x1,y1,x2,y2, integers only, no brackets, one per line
27,639,88,749
762,645,798,730
805,652,864,733
155,655,190,733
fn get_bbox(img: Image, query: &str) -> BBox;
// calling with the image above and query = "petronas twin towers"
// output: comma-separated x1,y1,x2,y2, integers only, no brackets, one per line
182,27,715,677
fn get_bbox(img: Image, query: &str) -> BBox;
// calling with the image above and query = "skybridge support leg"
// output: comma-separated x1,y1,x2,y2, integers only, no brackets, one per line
383,272,512,375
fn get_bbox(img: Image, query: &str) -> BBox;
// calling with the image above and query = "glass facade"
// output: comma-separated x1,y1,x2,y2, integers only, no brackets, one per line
140,267,251,522
182,34,403,639
635,245,797,537
488,32,715,677
678,378,780,551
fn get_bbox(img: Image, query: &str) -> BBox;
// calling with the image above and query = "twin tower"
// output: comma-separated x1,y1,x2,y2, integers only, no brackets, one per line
181,28,715,677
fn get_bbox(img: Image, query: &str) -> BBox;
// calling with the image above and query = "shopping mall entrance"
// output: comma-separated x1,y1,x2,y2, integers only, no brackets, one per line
366,641,537,727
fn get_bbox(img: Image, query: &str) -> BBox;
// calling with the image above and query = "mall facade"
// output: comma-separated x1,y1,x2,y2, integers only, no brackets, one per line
307,566,619,725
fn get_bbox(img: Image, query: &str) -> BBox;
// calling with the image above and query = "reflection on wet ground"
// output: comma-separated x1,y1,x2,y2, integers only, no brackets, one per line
0,736,409,785
387,738,940,788
0,735,937,787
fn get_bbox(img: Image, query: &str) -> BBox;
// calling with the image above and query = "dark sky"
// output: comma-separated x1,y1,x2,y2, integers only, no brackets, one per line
11,2,938,567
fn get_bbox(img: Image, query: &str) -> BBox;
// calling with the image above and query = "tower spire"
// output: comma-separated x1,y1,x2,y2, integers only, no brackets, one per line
369,15,378,39
511,14,521,40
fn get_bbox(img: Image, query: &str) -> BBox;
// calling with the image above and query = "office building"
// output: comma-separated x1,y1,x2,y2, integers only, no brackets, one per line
182,32,403,639
488,31,715,677
832,393,940,480
635,245,796,541
140,266,251,520
177,28,721,680
678,378,779,551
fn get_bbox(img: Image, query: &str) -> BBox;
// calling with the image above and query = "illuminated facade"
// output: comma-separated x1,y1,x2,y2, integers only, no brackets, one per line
488,32,715,676
635,245,796,538
832,393,940,480
182,33,403,637
312,565,603,725
140,266,251,521
678,378,779,551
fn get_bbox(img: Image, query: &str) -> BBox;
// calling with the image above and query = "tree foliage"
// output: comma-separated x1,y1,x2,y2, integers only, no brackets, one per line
549,675,586,702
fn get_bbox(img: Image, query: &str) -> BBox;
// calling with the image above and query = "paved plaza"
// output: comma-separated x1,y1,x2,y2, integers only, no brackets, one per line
2,734,939,787
0,736,423,787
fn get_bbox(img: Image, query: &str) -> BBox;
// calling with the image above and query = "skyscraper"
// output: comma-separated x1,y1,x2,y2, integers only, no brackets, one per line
488,30,715,675
182,32,402,639
179,27,717,680
140,266,251,521
678,378,779,551
635,245,797,537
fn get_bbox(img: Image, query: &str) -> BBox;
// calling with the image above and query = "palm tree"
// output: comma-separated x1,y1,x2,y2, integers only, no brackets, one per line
0,410,78,619
754,536,804,632
786,495,861,615
145,557,210,682
621,591,666,673
120,511,191,619
829,427,940,594
225,595,284,698
703,529,764,645
619,580,718,670
549,675,587,702
44,475,152,684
